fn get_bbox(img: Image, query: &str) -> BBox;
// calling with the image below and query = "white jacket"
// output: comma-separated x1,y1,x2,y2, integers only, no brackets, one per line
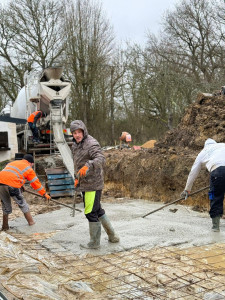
185,139,225,191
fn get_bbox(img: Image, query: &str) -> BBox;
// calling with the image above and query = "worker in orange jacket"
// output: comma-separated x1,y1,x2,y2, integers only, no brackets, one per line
27,110,47,143
0,154,51,230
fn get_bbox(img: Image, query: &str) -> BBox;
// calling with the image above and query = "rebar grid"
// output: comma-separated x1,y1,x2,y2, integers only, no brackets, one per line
3,232,225,300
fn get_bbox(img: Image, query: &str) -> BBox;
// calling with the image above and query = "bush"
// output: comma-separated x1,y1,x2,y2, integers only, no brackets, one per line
0,160,10,171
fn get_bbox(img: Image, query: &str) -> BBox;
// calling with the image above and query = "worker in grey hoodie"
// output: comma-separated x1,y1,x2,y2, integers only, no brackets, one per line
70,120,120,249
181,138,225,232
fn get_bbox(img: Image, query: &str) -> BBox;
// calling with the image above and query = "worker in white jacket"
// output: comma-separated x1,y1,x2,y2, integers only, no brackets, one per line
181,138,225,232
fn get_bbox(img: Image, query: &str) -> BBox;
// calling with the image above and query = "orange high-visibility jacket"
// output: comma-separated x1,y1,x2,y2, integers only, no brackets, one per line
27,111,42,123
0,159,46,196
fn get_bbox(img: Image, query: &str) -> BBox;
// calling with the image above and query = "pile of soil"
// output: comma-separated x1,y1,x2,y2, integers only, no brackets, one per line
157,94,225,150
103,94,225,211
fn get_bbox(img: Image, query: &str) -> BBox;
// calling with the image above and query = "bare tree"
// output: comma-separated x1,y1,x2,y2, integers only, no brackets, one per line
0,0,65,101
160,0,225,85
62,0,115,129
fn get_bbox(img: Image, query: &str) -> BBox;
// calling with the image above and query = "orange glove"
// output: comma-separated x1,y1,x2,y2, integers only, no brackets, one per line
77,166,89,178
74,179,79,188
44,193,51,201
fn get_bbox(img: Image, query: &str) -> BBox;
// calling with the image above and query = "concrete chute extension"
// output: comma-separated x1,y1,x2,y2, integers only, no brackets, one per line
50,101,74,179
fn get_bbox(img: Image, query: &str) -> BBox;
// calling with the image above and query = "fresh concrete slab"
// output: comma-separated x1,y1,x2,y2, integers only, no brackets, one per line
8,199,225,256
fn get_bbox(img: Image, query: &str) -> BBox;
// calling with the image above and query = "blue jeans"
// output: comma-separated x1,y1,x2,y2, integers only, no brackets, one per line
28,122,39,141
209,166,225,218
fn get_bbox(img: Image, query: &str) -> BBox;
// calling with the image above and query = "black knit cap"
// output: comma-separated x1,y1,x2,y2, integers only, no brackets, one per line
23,154,34,163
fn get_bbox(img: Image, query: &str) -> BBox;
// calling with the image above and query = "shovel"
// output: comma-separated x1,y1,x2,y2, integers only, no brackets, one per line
71,174,80,217
142,185,209,218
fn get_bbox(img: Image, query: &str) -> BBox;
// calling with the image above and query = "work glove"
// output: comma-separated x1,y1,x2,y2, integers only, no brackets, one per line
20,186,25,193
74,179,79,188
77,166,89,178
32,123,36,129
180,190,189,200
44,193,51,202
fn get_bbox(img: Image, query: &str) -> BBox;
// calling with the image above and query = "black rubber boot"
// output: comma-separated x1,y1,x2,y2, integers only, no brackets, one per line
80,222,101,249
2,214,9,231
212,216,220,232
99,214,120,243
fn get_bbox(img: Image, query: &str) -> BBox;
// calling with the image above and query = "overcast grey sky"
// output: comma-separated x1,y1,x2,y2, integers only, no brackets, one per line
100,0,181,45
1,0,181,46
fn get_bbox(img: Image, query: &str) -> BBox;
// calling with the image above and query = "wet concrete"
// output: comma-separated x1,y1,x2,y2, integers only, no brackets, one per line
8,199,225,256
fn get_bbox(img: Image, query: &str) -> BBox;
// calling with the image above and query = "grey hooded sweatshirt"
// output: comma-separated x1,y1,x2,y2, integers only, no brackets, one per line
185,138,225,191
70,120,105,192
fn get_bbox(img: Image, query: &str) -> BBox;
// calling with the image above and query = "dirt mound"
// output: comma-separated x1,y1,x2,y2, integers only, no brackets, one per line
104,94,225,211
156,95,225,150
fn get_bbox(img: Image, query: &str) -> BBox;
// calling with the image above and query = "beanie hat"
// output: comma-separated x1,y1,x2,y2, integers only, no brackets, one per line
23,154,34,163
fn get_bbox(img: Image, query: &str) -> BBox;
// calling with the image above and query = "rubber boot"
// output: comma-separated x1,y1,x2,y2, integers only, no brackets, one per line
24,212,35,226
2,214,9,231
99,214,120,243
80,222,101,249
212,216,220,232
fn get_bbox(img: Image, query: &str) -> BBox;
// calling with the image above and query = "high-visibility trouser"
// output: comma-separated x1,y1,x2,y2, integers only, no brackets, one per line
83,190,105,222
0,185,29,215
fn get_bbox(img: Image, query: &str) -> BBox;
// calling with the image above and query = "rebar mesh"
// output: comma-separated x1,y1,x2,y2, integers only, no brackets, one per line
1,231,225,299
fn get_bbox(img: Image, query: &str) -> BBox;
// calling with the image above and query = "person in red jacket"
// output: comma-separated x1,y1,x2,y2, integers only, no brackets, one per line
0,154,51,230
27,110,47,143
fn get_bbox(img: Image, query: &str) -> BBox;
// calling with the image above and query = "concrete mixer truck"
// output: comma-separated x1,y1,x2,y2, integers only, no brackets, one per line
10,66,74,178
11,66,71,148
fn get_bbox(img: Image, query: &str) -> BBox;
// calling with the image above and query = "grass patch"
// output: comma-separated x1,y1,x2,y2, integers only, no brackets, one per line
0,160,10,171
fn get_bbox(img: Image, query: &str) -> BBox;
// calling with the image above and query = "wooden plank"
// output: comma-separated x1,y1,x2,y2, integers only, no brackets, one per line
50,190,75,197
48,179,74,186
49,184,75,191
45,168,69,175
47,174,72,179
46,167,75,198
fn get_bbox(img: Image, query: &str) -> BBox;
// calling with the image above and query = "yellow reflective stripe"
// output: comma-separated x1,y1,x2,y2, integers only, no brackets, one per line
84,191,96,215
